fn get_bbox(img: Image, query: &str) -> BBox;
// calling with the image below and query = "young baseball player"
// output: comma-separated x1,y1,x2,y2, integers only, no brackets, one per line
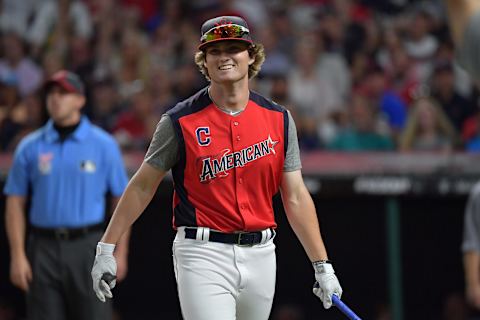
91,16,343,320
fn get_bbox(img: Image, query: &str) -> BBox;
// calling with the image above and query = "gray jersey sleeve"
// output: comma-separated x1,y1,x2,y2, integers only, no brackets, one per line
284,110,302,172
144,114,179,171
456,10,480,80
462,182,480,253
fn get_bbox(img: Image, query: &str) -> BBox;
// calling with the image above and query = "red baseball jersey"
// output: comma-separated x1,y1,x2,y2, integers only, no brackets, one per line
167,88,289,232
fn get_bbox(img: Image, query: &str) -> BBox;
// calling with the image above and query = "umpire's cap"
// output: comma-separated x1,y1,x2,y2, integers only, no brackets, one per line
45,70,85,95
198,16,253,50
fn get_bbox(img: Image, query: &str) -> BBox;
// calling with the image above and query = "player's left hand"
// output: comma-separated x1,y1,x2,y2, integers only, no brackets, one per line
91,242,117,302
312,262,342,309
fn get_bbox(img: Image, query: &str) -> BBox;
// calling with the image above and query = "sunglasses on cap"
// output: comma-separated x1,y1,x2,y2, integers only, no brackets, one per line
200,24,251,44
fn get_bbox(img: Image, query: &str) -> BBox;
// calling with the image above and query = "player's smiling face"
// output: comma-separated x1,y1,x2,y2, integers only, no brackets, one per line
204,41,254,83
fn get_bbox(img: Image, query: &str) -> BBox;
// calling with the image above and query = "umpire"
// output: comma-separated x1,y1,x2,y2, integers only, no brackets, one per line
3,70,129,320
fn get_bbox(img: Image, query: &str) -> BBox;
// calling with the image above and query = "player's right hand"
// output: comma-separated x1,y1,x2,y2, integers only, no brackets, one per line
312,261,343,309
91,242,117,302
10,254,32,292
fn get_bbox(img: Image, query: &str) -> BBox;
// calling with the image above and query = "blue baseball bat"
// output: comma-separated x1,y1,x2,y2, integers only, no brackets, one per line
332,295,362,320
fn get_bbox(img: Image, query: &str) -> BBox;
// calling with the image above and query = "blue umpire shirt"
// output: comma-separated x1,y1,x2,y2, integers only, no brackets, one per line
3,116,128,228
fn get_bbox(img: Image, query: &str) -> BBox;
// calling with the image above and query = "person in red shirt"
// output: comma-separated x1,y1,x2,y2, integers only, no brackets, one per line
91,15,343,320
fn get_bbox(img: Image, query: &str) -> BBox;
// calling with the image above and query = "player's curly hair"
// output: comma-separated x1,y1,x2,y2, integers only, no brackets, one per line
194,43,265,81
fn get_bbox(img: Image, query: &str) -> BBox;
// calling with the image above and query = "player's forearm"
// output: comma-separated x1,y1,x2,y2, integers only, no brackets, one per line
115,228,131,257
109,197,130,256
5,196,27,258
282,187,329,262
464,251,480,287
101,180,157,244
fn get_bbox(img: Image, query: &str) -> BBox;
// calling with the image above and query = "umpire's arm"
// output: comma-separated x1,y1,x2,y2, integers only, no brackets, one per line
279,170,329,262
101,162,167,245
5,195,32,291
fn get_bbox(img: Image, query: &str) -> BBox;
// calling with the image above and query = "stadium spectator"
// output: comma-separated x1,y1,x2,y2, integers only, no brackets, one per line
0,0,38,37
0,32,43,97
430,60,476,132
0,92,44,152
112,29,151,99
0,78,22,151
147,66,176,114
361,65,407,134
377,28,423,106
398,96,457,152
328,94,394,151
27,0,93,59
315,25,351,103
256,25,290,79
288,35,343,145
112,90,158,151
90,76,121,132
403,7,439,83
462,109,480,152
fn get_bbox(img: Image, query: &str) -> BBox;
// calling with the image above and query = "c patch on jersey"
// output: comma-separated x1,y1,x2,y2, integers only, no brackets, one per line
196,127,211,146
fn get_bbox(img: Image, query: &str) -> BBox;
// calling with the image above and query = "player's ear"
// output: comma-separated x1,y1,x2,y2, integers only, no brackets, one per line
248,45,255,65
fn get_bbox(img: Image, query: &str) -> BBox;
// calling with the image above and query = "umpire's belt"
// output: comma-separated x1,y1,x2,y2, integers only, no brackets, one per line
31,223,104,241
183,227,275,246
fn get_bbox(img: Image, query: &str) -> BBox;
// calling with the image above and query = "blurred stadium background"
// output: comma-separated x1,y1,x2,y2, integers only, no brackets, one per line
1,0,479,319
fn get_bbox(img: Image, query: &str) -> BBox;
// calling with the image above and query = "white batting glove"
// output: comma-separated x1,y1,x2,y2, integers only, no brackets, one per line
312,261,343,309
91,242,117,302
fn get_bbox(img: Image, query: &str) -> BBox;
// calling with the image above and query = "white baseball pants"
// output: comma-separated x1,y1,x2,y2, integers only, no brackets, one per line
173,227,276,320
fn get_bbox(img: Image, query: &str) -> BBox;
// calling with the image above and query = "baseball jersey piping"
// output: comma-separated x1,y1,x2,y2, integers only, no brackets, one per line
167,87,288,231
167,88,212,226
249,90,289,157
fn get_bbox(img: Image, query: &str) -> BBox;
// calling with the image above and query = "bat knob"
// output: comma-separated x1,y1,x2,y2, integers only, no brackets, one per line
101,272,116,284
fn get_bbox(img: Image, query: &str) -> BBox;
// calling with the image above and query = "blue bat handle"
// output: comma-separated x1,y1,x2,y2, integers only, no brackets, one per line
332,295,362,320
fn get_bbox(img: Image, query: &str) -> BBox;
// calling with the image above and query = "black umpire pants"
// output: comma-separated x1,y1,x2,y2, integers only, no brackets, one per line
26,230,112,320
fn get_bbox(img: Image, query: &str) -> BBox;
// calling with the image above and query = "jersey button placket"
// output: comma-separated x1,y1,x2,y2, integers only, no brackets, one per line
232,121,241,144
232,119,246,216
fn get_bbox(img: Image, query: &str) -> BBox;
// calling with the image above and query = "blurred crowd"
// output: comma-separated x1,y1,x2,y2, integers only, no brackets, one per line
0,0,479,155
